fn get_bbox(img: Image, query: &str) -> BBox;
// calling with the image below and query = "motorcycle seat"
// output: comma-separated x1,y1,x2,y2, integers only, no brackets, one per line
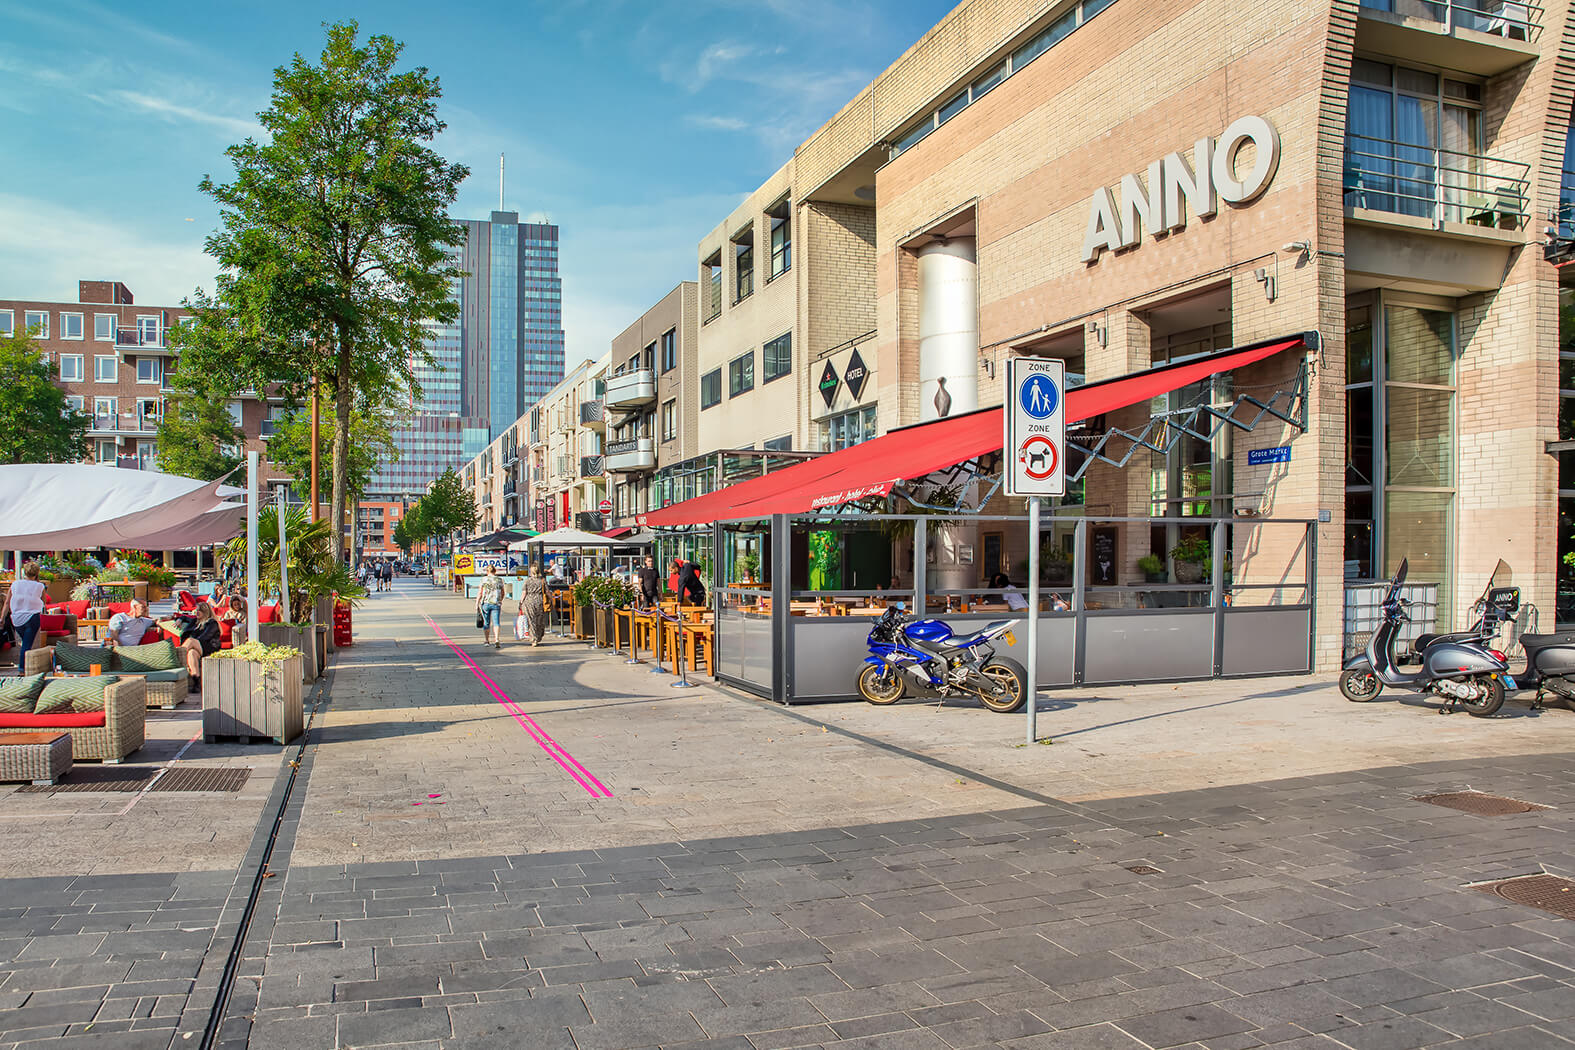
1411,630,1480,652
947,620,1015,648
1518,632,1575,650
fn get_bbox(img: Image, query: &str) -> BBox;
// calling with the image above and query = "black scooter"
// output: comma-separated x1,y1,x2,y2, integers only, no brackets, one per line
1340,558,1511,717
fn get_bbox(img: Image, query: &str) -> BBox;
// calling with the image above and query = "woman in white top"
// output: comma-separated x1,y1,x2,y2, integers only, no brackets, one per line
1,561,48,673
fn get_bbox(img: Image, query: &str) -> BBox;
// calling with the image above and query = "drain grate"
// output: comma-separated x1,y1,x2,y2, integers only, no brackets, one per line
1414,791,1550,816
17,767,154,793
1125,864,1163,875
1475,874,1575,920
150,767,250,793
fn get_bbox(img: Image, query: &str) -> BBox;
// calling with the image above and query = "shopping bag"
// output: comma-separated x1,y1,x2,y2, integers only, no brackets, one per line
515,613,528,641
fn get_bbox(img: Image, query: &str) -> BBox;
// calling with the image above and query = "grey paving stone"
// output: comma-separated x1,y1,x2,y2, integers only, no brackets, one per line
1114,1003,1256,1048
336,1004,453,1046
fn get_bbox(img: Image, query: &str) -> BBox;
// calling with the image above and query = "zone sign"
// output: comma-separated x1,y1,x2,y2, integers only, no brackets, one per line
1005,357,1066,497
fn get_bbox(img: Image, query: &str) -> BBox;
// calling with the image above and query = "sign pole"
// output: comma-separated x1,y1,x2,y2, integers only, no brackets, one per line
246,451,260,644
1026,495,1040,745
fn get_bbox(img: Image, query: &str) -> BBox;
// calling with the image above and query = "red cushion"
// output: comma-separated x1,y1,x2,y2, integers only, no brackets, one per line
177,591,197,610
37,614,67,632
58,601,91,619
218,620,233,642
162,627,184,646
104,602,134,616
258,605,280,624
139,628,162,645
0,712,107,728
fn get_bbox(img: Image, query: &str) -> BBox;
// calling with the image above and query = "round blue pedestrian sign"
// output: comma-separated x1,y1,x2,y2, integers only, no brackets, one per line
1019,373,1059,420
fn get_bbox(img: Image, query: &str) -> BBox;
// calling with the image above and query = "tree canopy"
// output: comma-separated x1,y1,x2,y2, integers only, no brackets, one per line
197,20,468,562
154,372,246,481
0,326,89,465
422,468,478,536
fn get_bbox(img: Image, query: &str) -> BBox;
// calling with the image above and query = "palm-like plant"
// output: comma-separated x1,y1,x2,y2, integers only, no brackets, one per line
221,505,366,621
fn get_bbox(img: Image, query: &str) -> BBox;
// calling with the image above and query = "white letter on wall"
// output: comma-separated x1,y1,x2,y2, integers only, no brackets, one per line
1162,137,1216,231
1213,115,1281,204
1081,186,1124,264
1116,160,1164,248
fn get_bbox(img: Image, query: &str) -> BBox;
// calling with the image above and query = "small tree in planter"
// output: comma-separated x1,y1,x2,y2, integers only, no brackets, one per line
570,577,598,639
202,641,304,745
1169,534,1212,584
1137,554,1167,583
736,550,761,585
589,576,638,649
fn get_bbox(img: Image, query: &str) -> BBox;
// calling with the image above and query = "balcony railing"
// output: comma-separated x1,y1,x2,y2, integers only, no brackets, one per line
1358,0,1540,40
580,455,605,478
503,477,517,495
604,368,656,408
579,399,605,426
90,413,161,434
1344,134,1529,230
115,326,165,349
606,436,656,473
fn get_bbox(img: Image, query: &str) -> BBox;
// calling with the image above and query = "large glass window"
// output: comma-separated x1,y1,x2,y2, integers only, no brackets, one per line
763,332,791,383
768,198,791,279
729,351,754,397
821,405,877,451
661,328,677,373
1149,322,1234,521
701,368,722,409
732,227,754,303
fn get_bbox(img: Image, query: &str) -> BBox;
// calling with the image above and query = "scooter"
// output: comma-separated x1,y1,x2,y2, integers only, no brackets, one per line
1340,558,1511,717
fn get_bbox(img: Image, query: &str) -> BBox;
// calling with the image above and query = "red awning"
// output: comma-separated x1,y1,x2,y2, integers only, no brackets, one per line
600,527,635,539
639,334,1307,527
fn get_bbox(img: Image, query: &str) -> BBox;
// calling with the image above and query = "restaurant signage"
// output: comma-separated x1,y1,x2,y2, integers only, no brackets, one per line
844,349,869,400
1081,115,1281,264
818,360,840,408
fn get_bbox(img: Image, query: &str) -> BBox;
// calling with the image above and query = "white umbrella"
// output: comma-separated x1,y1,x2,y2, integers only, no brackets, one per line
508,526,616,551
0,464,246,549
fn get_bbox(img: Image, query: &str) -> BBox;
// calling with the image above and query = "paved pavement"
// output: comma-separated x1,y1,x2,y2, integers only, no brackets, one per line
0,578,1572,1049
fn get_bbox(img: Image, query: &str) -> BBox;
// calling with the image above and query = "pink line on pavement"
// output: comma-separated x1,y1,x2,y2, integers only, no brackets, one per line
424,616,612,798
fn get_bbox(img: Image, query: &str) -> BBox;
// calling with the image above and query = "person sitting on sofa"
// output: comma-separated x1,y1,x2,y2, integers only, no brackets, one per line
103,599,155,648
160,602,223,692
219,596,248,646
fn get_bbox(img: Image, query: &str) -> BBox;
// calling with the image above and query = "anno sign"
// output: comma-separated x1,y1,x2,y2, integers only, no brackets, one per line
1081,115,1281,264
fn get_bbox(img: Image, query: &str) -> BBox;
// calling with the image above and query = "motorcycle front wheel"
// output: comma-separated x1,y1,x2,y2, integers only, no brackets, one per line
1339,669,1383,702
1458,675,1505,718
857,664,906,705
976,658,1028,713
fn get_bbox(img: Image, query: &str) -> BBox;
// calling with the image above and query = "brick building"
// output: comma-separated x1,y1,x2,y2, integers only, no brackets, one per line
0,280,277,478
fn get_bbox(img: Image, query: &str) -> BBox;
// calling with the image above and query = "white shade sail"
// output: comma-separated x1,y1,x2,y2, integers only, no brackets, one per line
509,527,617,551
118,504,246,549
0,464,246,549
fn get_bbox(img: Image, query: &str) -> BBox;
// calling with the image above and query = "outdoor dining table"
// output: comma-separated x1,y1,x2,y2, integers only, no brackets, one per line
661,614,714,677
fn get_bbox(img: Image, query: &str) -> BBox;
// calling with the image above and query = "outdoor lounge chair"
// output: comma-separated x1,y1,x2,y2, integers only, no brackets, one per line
0,676,146,762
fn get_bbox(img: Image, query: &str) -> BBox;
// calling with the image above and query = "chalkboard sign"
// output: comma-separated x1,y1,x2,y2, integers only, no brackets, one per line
1090,526,1118,586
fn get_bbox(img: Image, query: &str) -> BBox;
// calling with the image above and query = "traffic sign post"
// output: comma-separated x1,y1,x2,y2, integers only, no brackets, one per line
1004,358,1066,746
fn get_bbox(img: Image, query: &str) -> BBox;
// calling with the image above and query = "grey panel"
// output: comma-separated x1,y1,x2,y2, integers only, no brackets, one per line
1222,607,1311,676
790,618,875,702
716,608,773,689
916,613,1074,687
1083,612,1214,684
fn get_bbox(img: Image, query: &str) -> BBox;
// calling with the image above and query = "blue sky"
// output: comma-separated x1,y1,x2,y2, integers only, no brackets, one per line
0,0,955,369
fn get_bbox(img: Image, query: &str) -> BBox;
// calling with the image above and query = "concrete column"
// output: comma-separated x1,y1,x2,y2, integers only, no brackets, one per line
917,238,978,422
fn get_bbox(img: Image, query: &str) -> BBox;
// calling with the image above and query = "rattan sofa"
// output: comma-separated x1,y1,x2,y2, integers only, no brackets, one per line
0,677,145,762
25,645,189,709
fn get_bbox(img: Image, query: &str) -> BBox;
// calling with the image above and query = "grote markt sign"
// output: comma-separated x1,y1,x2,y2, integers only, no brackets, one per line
1081,115,1281,264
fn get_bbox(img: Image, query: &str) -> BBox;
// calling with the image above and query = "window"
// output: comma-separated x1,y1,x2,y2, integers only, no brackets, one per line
767,197,791,279
701,368,722,409
137,315,160,346
97,440,116,464
643,340,656,372
226,401,244,428
661,399,676,442
703,251,723,322
24,310,47,337
1013,8,1076,70
65,395,84,412
94,314,115,341
0,310,11,337
971,61,1006,100
95,355,118,382
60,312,83,340
93,396,117,421
937,88,969,127
732,226,754,303
661,328,677,372
822,405,878,451
729,351,754,397
137,398,161,427
763,332,791,383
764,435,792,451
59,354,84,381
136,358,161,384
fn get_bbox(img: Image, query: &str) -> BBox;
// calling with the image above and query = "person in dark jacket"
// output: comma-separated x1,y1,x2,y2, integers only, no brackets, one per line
636,555,661,607
170,602,223,692
672,558,706,606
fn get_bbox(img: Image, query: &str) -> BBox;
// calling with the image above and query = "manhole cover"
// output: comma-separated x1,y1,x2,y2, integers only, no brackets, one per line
17,767,155,793
1475,874,1575,919
1414,791,1549,816
150,767,250,793
1125,864,1163,875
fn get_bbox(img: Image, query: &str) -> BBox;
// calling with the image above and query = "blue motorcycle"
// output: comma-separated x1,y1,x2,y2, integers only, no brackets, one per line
858,606,1029,712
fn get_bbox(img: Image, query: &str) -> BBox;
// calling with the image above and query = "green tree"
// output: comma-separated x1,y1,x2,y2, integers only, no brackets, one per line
198,20,467,563
391,513,414,555
154,373,246,481
266,396,398,504
425,468,478,535
0,326,89,464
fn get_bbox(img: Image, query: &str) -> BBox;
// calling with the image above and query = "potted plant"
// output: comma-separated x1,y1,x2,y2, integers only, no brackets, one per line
202,641,304,745
1137,553,1167,583
736,550,760,586
570,577,597,639
589,576,637,649
1169,534,1212,584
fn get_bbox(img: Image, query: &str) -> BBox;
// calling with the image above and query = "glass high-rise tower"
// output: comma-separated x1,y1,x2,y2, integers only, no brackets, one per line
371,211,565,501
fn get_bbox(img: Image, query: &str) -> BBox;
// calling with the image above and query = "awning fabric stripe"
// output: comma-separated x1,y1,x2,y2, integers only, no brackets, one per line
638,334,1307,527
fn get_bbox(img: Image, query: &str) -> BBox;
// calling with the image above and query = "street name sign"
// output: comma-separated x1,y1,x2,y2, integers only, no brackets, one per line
1004,357,1066,498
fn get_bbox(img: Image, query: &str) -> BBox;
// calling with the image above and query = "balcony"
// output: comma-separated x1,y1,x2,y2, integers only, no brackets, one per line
580,455,605,478
1344,135,1528,232
1356,1,1539,75
88,412,161,436
503,477,517,495
115,327,170,353
605,436,656,473
604,368,656,409
579,399,605,429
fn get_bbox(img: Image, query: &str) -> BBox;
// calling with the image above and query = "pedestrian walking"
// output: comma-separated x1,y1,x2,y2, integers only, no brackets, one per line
476,565,505,649
519,566,548,646
636,555,660,608
0,561,47,673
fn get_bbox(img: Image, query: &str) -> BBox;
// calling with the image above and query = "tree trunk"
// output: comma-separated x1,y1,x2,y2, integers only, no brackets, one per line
330,335,353,566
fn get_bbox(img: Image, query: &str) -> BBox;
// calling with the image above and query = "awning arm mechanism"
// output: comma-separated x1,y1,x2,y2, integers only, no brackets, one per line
891,452,1004,514
1066,362,1309,482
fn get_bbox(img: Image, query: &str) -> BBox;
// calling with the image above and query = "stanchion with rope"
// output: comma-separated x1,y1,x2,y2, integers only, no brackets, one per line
623,604,643,665
657,609,696,690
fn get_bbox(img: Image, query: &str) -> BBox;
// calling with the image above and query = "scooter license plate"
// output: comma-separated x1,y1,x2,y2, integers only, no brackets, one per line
1501,674,1517,690
1003,631,1016,646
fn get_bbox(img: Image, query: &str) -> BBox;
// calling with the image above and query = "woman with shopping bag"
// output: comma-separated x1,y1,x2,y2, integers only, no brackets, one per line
518,566,549,646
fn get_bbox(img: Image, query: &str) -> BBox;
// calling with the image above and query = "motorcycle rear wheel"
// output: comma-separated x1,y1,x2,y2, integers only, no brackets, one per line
1339,669,1383,702
1457,675,1505,718
857,664,906,705
976,658,1028,713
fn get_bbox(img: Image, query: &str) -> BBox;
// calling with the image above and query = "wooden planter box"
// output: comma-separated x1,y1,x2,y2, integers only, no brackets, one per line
45,579,77,604
202,654,304,744
609,609,632,650
146,584,171,602
574,604,594,639
594,607,612,648
258,623,319,682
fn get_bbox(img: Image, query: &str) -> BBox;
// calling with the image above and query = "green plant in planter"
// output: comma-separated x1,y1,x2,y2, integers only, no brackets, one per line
736,550,761,584
591,576,638,608
1137,553,1166,580
210,641,303,695
1169,535,1212,566
571,576,598,607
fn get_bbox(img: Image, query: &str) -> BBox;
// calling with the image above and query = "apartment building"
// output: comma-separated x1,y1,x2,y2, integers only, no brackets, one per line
355,500,406,557
607,282,699,523
0,280,276,477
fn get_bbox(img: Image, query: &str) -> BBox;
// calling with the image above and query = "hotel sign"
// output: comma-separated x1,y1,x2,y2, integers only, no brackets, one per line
1081,115,1281,264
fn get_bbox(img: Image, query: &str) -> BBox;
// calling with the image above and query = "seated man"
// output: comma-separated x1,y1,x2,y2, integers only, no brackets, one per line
103,599,155,648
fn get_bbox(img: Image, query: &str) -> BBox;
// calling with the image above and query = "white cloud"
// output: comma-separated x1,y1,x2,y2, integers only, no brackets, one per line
686,114,749,132
109,90,258,138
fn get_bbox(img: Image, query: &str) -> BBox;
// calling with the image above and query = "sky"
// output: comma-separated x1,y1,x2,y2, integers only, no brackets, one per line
0,0,956,371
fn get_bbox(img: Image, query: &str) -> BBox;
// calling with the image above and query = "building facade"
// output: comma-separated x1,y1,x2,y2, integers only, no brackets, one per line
372,212,565,501
0,280,278,478
607,282,699,523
